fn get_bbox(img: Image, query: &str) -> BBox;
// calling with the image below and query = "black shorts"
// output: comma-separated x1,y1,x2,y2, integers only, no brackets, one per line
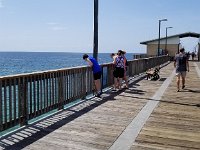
113,67,124,78
93,71,101,80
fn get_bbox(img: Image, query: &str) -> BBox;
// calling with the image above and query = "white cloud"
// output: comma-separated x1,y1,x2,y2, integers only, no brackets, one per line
50,26,67,31
0,0,4,8
46,22,68,31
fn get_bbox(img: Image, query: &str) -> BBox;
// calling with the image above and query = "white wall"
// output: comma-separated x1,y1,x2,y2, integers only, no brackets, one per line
149,37,180,45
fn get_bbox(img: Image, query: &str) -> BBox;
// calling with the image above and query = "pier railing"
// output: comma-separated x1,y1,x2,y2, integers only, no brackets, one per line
0,55,170,131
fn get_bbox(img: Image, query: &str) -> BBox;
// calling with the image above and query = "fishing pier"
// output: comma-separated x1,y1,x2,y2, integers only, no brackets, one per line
0,56,200,150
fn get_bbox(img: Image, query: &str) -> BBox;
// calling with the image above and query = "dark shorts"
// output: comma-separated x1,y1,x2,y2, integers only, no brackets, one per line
93,71,101,80
113,67,124,78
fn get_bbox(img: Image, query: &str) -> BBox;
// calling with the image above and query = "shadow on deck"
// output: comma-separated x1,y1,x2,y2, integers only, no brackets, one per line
0,75,145,150
1,61,200,150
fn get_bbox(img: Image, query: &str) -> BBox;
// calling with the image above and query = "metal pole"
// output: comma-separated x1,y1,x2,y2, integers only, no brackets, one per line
158,20,161,56
165,27,173,54
157,19,167,56
165,27,167,53
177,43,180,54
93,0,98,60
198,42,200,61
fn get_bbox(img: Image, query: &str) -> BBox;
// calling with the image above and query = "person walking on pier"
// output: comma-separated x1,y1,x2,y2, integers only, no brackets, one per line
191,52,195,60
174,48,189,92
83,54,102,97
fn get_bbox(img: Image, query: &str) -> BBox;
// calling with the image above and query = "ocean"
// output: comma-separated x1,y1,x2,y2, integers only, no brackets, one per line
0,52,137,76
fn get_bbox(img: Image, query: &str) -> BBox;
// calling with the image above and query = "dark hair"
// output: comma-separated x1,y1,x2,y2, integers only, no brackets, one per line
117,50,123,55
110,53,115,57
83,54,89,60
180,48,185,53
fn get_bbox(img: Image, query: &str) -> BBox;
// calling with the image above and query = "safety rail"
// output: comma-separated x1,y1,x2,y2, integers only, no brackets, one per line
0,55,170,131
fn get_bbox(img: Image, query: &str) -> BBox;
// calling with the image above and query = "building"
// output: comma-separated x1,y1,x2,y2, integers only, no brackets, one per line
140,32,200,60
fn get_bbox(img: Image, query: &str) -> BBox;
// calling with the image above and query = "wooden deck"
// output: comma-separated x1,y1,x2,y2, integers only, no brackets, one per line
131,61,200,150
0,61,200,150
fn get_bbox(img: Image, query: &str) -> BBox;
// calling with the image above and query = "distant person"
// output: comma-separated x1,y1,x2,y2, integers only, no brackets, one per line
110,53,117,62
174,48,189,92
186,52,190,60
83,54,102,97
113,50,125,91
122,50,129,88
191,52,195,60
110,53,118,90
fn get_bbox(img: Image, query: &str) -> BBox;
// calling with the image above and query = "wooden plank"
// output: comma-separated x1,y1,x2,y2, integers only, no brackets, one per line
52,73,55,106
13,78,17,124
133,62,200,150
136,134,200,149
0,80,2,130
36,75,39,114
4,80,7,128
39,75,43,114
9,79,12,126
43,74,47,112
33,75,36,116
29,76,33,115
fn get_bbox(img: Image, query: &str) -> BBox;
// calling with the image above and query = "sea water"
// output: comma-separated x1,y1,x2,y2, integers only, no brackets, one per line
0,52,137,76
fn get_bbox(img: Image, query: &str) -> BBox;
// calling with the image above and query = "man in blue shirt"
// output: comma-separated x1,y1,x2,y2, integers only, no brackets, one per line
83,54,102,97
174,48,189,92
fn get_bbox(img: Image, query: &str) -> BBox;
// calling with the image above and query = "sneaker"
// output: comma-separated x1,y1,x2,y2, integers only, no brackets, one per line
182,85,185,89
124,86,129,89
95,93,101,98
111,89,118,92
177,89,180,92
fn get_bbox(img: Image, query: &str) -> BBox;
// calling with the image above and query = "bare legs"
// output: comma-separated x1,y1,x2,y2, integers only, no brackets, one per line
114,78,118,90
182,77,185,88
176,75,186,92
114,77,122,90
176,76,180,91
94,79,101,92
123,75,129,88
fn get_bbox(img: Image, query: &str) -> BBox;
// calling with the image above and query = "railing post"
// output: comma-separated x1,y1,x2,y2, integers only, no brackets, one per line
81,68,87,100
19,77,28,126
58,72,64,110
0,80,2,131
101,67,103,92
107,64,114,86
145,58,149,72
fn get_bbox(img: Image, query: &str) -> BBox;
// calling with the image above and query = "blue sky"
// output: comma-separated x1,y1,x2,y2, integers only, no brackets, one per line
0,0,200,53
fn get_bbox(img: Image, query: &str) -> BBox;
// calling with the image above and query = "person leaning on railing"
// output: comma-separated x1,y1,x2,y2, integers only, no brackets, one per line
113,50,125,91
83,54,102,97
121,50,129,88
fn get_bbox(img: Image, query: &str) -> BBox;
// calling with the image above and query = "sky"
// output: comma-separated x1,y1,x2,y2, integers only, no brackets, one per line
0,0,200,53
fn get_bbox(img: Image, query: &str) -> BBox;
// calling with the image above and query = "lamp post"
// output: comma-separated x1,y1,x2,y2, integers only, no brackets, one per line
93,0,98,60
165,27,173,54
158,19,167,56
198,42,200,61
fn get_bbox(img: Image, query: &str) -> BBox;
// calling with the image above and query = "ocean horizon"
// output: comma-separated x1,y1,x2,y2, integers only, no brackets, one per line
0,52,144,76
